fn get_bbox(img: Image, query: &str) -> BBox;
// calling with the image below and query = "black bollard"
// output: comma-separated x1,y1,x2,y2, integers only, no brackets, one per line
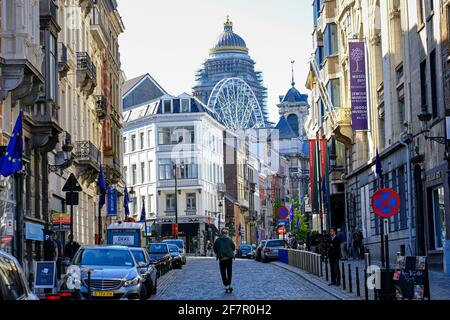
342,262,346,290
320,257,323,277
364,268,369,300
325,256,329,281
356,267,361,297
348,264,353,293
87,270,91,300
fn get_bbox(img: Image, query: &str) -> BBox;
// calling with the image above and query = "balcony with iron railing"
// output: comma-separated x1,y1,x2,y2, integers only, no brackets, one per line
90,5,108,49
74,140,101,172
157,178,201,189
104,155,122,184
76,52,97,94
95,95,107,119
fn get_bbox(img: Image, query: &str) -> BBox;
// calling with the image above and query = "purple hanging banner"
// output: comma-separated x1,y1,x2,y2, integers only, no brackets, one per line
349,41,369,131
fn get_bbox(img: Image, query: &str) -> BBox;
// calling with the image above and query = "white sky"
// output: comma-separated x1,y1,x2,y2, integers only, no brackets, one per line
118,0,313,124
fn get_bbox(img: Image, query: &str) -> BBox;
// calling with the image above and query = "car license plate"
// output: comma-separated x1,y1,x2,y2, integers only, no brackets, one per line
93,291,114,297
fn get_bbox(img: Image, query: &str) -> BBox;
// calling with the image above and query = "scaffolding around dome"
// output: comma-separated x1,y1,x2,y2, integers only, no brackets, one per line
192,17,269,126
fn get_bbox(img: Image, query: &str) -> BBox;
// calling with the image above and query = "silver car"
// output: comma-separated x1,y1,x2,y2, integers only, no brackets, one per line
162,239,187,265
0,250,39,300
261,239,285,263
71,246,147,300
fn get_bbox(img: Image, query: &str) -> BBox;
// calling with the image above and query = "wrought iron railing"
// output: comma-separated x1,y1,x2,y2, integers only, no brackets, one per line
74,141,100,164
76,52,97,81
95,95,107,118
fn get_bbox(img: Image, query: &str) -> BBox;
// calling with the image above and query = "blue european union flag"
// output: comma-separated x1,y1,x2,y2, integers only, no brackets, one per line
97,164,106,209
289,203,295,221
0,112,23,177
140,201,146,223
123,187,130,218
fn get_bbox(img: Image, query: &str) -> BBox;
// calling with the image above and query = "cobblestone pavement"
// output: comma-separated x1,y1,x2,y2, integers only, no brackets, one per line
151,256,338,300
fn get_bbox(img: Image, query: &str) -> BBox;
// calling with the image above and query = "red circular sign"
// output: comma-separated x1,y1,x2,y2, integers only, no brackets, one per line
278,227,286,235
371,188,401,218
277,206,289,219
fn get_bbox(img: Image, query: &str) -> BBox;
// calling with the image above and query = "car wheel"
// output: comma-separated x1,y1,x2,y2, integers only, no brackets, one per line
140,285,148,301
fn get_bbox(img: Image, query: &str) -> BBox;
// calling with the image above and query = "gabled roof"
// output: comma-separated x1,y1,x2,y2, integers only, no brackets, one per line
122,73,168,110
281,86,308,104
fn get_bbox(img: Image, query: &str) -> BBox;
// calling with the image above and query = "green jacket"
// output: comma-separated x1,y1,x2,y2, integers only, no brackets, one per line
213,236,235,260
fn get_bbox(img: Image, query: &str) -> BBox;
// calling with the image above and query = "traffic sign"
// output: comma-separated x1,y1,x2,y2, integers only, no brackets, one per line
371,188,401,218
278,227,286,235
62,174,83,192
277,206,289,219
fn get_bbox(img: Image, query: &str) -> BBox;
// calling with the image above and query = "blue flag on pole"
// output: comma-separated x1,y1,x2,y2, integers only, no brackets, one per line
0,112,23,177
289,202,295,222
256,227,259,240
376,149,382,178
123,187,130,218
140,200,146,223
97,164,106,209
296,217,300,231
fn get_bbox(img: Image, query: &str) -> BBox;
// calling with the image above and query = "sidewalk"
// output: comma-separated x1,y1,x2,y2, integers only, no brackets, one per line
341,258,450,300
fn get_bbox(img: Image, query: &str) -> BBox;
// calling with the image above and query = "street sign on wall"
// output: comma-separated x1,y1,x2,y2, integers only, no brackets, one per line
371,188,401,218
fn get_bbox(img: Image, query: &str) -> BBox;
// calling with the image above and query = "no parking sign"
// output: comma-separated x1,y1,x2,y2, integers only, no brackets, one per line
371,188,400,218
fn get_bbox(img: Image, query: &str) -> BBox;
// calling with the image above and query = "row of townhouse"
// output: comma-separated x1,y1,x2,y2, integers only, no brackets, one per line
0,0,124,282
305,0,450,273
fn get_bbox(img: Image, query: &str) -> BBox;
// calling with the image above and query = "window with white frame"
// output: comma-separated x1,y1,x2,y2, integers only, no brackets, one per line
159,159,174,180
148,160,152,182
186,193,196,210
163,100,172,113
132,164,137,185
131,134,136,151
140,162,145,183
166,194,176,211
148,194,154,214
140,132,144,149
181,99,190,113
123,166,128,184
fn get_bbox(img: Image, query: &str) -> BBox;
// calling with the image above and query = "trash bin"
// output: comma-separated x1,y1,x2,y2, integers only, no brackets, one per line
376,269,396,300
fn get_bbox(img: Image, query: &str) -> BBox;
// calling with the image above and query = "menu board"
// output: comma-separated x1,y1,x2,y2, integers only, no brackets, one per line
393,256,429,300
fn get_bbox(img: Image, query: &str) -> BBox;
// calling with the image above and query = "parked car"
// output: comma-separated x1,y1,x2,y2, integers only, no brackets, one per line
148,243,172,276
69,246,147,300
236,244,253,259
129,247,158,297
162,239,186,264
167,244,183,269
255,240,267,262
261,239,285,263
0,250,39,300
250,245,257,259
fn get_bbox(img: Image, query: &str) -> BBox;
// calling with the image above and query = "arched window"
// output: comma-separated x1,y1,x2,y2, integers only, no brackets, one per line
287,114,299,136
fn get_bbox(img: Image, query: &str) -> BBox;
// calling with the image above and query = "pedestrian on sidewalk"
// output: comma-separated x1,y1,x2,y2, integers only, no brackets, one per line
213,227,236,293
328,228,341,286
337,228,347,260
64,234,80,261
206,240,213,257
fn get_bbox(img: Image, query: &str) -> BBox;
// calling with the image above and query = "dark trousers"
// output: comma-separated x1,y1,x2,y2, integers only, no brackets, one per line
329,258,340,285
219,258,233,286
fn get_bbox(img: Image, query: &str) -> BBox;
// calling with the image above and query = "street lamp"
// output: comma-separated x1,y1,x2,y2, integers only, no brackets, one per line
173,161,184,239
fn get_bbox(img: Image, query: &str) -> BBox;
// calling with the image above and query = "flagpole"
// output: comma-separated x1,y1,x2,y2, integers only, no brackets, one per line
14,171,24,266
316,135,324,234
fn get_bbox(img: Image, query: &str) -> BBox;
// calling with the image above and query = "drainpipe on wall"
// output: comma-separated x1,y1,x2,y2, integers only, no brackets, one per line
399,132,414,256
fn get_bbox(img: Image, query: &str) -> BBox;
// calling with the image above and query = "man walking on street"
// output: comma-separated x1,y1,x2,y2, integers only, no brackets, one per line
64,234,80,261
213,227,236,293
328,228,341,286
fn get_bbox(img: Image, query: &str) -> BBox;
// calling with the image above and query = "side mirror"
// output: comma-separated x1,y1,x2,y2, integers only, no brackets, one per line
137,262,147,268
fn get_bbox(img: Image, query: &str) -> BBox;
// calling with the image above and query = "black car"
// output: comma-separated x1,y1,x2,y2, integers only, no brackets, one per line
255,240,267,262
167,244,183,269
148,243,172,276
129,248,158,298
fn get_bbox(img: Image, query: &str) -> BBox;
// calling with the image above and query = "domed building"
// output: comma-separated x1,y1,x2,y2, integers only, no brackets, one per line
192,17,269,124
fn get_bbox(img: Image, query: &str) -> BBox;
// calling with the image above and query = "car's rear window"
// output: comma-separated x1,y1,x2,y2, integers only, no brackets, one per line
163,240,184,249
149,244,168,254
266,240,283,247
241,245,251,250
168,245,179,253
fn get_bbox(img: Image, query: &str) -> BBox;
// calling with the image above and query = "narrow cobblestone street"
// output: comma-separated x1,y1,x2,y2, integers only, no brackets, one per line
152,256,338,300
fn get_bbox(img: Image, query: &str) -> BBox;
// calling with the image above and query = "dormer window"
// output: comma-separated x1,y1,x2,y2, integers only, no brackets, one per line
181,99,190,113
163,100,172,113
